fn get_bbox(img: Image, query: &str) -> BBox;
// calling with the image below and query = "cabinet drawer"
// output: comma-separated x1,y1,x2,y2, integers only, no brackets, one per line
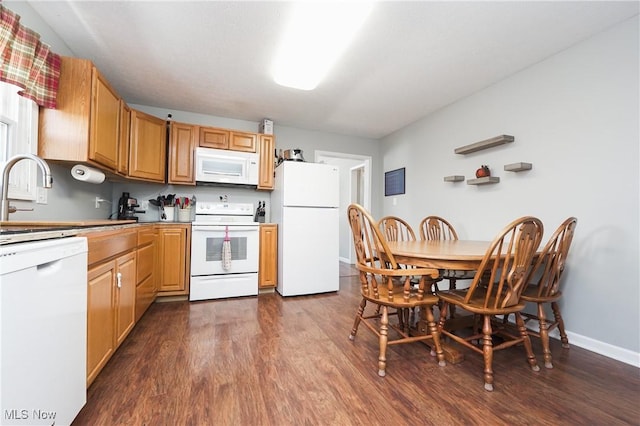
87,229,137,266
137,226,156,246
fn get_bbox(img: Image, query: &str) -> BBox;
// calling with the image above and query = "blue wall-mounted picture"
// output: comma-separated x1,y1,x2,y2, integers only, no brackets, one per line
384,167,405,196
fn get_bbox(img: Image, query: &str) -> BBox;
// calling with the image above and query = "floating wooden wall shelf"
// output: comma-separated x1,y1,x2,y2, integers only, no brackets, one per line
455,135,514,155
444,175,465,182
504,162,532,172
467,177,500,185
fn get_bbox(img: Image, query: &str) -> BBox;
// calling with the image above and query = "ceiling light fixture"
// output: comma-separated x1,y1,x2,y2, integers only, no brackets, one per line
272,1,373,91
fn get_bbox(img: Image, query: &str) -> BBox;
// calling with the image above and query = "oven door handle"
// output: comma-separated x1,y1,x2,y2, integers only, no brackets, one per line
192,225,259,232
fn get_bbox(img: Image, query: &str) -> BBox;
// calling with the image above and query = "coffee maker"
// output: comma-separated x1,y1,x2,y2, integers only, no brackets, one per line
117,192,145,221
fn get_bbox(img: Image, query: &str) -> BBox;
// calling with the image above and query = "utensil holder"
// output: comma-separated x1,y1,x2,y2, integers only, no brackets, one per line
162,206,175,222
178,208,191,222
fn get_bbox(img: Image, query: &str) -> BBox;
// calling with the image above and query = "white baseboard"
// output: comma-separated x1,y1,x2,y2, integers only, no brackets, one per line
511,317,640,368
562,330,639,368
339,256,352,264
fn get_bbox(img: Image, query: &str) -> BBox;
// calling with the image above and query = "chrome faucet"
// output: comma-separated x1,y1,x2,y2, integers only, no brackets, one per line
0,154,53,221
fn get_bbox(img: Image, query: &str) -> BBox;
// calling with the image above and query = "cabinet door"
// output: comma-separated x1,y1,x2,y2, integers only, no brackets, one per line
158,226,188,293
199,126,229,149
115,251,136,347
117,101,131,175
257,134,275,190
129,109,166,182
87,261,116,386
230,131,257,152
89,69,120,169
168,122,197,184
135,227,157,322
259,224,278,288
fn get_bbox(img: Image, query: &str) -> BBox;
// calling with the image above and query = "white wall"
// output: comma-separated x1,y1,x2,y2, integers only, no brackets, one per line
380,17,639,365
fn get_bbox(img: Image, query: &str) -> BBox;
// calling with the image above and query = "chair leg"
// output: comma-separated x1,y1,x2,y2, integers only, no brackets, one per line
349,298,367,340
437,302,449,331
424,305,446,366
515,312,540,373
552,301,570,349
397,308,411,334
378,306,389,377
448,278,457,318
537,303,553,369
481,315,495,391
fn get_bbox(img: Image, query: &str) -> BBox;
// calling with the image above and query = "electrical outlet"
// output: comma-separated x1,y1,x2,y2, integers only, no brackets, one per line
36,187,47,204
95,197,101,209
140,200,149,210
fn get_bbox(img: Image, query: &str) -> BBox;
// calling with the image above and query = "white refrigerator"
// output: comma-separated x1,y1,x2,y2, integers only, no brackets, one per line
271,161,340,296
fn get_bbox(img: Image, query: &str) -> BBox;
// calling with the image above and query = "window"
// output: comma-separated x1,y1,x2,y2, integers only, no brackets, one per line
0,81,39,200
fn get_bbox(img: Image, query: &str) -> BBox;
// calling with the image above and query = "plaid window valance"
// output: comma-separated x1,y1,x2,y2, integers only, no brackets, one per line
0,4,60,108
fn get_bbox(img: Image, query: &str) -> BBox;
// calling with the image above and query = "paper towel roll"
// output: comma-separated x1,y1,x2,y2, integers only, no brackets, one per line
71,164,105,184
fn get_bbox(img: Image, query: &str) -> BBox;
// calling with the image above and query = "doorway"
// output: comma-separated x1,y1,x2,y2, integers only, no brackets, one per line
315,151,371,264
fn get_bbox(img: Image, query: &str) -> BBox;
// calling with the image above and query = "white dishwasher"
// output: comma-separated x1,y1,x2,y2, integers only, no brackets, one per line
0,237,88,426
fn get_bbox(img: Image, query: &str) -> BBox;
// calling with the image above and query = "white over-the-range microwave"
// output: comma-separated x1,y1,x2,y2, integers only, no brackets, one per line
195,147,259,186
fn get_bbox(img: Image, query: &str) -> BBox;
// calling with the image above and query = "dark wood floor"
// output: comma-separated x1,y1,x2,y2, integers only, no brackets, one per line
73,263,639,425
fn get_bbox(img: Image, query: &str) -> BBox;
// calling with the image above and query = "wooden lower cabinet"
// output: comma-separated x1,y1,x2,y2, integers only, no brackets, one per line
86,229,137,387
114,251,137,347
86,261,116,386
85,224,192,385
135,225,157,321
157,224,191,296
259,224,277,288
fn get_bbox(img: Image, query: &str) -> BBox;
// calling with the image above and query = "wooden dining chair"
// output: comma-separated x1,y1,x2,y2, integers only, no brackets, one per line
437,216,544,391
379,215,417,242
516,217,578,369
419,216,475,317
378,215,420,324
347,204,446,377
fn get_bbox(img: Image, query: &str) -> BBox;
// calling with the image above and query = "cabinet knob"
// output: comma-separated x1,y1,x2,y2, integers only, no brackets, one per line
116,272,122,288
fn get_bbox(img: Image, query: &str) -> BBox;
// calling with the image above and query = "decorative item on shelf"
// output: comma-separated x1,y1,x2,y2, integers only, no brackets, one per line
475,165,491,178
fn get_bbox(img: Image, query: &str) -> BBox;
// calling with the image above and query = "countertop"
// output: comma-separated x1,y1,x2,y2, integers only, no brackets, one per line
0,220,189,245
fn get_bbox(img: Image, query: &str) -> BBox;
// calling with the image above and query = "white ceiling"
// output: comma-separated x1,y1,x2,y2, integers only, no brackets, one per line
26,1,639,139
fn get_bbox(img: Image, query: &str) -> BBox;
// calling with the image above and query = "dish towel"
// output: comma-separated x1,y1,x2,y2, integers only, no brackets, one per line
222,225,232,271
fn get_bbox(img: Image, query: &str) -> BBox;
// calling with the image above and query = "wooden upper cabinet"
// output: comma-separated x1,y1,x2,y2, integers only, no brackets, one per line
39,56,122,172
168,122,197,185
89,70,120,169
199,126,229,149
199,126,257,152
117,101,131,176
128,109,166,182
257,134,275,190
229,131,257,152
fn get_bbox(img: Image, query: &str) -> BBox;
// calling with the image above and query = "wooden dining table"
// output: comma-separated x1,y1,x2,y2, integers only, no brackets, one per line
386,239,492,270
385,239,494,363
